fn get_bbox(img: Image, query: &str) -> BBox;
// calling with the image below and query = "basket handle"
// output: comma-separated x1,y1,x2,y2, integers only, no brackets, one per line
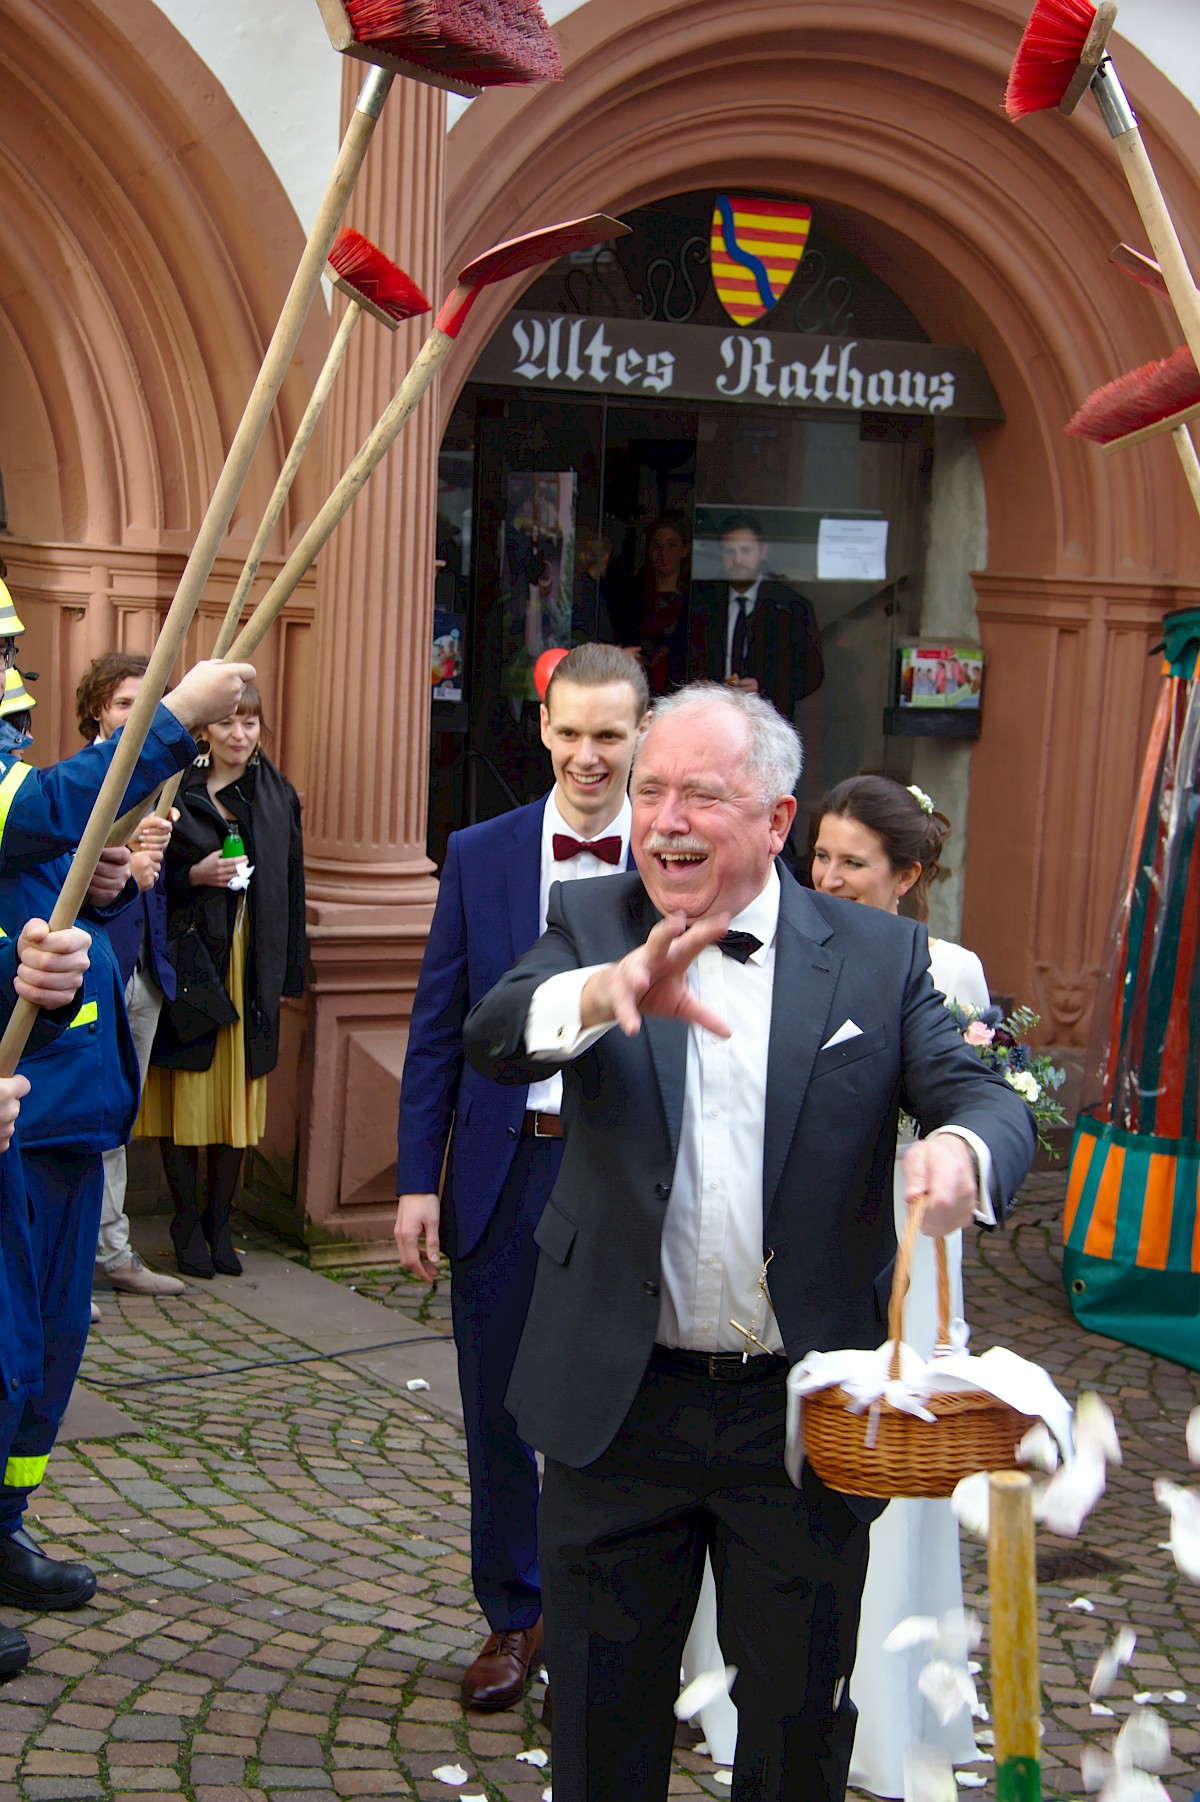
887,1192,951,1380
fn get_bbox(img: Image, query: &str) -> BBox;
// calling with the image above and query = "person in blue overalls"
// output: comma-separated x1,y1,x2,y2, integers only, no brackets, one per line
0,913,94,1677
0,624,255,1619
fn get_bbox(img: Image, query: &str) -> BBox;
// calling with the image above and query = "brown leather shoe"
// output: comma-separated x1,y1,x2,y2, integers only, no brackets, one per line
461,1620,544,1711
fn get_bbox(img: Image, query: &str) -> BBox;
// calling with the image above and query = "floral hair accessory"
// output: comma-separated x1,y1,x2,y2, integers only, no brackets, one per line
907,784,934,815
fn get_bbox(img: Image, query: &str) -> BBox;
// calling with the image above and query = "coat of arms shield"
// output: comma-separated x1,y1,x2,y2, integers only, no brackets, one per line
710,195,812,326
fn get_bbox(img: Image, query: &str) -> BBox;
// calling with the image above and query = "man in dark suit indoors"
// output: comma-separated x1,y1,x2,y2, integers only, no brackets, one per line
690,512,823,717
463,682,1034,1802
394,643,650,1712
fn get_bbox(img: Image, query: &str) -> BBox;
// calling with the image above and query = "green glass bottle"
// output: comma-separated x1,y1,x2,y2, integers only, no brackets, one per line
222,828,245,860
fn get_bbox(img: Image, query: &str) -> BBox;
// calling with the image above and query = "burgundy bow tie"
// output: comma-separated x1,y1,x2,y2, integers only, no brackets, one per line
552,833,623,866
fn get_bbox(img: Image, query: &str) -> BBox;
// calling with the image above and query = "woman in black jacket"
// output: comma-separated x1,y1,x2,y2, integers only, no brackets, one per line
137,682,305,1277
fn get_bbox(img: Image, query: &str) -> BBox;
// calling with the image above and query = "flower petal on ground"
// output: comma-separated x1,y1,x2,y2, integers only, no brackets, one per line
432,1768,469,1787
955,1775,987,1788
674,1664,737,1721
1071,1597,1097,1611
517,1750,549,1767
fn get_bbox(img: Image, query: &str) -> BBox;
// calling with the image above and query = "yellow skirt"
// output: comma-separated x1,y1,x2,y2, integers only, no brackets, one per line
135,899,267,1149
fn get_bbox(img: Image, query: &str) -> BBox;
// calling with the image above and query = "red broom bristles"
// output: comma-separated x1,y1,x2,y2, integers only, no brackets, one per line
1066,347,1200,445
327,229,431,322
1005,0,1099,120
342,0,562,86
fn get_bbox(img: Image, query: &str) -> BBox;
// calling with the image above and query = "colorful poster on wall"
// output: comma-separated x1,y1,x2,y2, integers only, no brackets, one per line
500,471,578,701
431,609,465,701
898,643,983,708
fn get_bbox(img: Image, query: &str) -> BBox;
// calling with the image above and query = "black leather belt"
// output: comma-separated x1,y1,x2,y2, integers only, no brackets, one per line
651,1344,788,1383
521,1111,563,1140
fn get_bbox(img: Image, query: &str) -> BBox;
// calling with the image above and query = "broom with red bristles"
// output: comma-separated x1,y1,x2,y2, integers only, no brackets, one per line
0,2,565,1072
1006,1,1200,389
316,0,561,94
210,230,431,660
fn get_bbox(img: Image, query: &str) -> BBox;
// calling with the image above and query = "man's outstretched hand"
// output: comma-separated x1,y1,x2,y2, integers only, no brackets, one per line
580,912,732,1038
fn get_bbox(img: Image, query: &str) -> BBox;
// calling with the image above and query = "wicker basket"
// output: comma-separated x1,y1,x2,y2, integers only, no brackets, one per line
803,1199,1040,1499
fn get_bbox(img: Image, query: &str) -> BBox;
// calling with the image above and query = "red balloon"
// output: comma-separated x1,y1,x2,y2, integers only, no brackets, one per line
533,647,569,700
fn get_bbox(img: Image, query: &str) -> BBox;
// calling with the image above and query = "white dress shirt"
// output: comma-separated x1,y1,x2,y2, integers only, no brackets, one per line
524,792,632,1118
524,867,997,1351
724,576,763,678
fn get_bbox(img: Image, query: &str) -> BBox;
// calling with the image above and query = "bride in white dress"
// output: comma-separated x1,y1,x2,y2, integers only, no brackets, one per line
681,776,983,1791
814,777,983,1799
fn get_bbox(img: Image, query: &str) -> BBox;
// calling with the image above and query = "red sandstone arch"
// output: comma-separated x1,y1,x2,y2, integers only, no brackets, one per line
441,0,1200,582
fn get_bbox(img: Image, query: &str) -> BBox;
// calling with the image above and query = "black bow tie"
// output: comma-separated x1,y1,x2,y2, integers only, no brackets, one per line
718,931,762,963
552,833,623,866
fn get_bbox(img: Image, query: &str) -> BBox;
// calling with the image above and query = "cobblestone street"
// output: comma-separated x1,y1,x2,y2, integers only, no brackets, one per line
0,1171,1196,1802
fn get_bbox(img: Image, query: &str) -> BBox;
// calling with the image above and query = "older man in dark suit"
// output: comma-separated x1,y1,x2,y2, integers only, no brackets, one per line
464,683,1034,1802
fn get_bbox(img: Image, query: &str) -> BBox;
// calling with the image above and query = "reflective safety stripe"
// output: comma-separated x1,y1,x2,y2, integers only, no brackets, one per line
0,760,33,844
68,1000,98,1028
3,1454,48,1488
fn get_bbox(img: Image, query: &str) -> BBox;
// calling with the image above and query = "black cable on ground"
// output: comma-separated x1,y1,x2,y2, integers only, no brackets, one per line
87,1331,447,1390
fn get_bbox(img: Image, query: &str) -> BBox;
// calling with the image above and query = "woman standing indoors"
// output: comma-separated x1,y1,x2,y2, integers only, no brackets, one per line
138,683,305,1278
811,773,986,1799
623,514,692,696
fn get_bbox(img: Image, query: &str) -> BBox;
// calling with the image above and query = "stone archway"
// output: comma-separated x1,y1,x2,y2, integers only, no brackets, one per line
0,0,327,758
438,0,1200,1036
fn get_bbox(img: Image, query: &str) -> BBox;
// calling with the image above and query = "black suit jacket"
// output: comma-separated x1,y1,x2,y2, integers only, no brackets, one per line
689,577,824,716
463,867,1035,1470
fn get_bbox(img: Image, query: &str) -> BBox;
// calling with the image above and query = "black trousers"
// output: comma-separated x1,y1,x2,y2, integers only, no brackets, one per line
538,1351,869,1802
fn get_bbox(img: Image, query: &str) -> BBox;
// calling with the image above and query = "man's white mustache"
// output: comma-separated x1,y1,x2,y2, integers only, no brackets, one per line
643,836,707,856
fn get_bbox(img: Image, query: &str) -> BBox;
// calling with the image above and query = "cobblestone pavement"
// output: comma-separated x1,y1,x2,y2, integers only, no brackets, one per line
0,1169,1195,1801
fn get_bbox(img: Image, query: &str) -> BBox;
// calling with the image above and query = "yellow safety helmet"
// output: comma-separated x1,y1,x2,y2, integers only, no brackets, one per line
0,667,36,718
0,578,25,639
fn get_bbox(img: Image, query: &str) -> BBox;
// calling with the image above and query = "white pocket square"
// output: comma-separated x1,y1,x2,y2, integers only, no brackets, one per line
821,1019,862,1050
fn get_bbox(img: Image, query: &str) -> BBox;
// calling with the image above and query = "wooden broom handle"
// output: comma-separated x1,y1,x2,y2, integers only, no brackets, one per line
886,1191,951,1381
0,75,394,1074
228,319,461,661
212,302,362,660
1112,130,1200,372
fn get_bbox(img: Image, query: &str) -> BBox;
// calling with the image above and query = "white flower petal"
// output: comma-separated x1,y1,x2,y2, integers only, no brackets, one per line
406,1378,431,1392
1187,1406,1200,1466
975,1729,994,1744
968,1661,982,1676
1090,1628,1136,1698
516,1750,549,1767
918,1660,978,1726
1165,1690,1187,1703
1035,1449,1106,1536
1081,1746,1112,1791
1116,1709,1171,1771
432,1767,469,1787
1099,1774,1171,1802
1154,1479,1200,1581
951,1472,989,1539
933,1608,982,1665
1017,1421,1060,1473
1091,1702,1116,1716
955,1775,987,1789
1076,1392,1122,1465
1070,1597,1097,1612
714,1774,733,1788
674,1664,737,1722
1132,1692,1162,1705
543,1789,553,1802
883,1614,940,1653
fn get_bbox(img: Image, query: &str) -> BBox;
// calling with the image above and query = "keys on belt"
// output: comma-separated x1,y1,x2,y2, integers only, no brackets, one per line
522,1111,563,1140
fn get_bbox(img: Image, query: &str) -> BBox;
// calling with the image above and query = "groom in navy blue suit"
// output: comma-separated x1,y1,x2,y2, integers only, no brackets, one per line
394,643,649,1711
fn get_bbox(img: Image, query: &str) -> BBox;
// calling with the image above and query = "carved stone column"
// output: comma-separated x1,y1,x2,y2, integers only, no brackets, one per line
290,67,445,1259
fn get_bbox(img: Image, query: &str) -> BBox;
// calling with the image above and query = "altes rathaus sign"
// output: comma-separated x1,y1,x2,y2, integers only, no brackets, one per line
470,311,1004,420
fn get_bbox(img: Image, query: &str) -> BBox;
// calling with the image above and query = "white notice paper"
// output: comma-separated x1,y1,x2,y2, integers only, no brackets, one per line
817,517,888,581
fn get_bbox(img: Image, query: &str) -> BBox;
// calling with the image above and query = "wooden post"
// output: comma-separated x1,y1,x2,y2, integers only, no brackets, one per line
988,1470,1041,1802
